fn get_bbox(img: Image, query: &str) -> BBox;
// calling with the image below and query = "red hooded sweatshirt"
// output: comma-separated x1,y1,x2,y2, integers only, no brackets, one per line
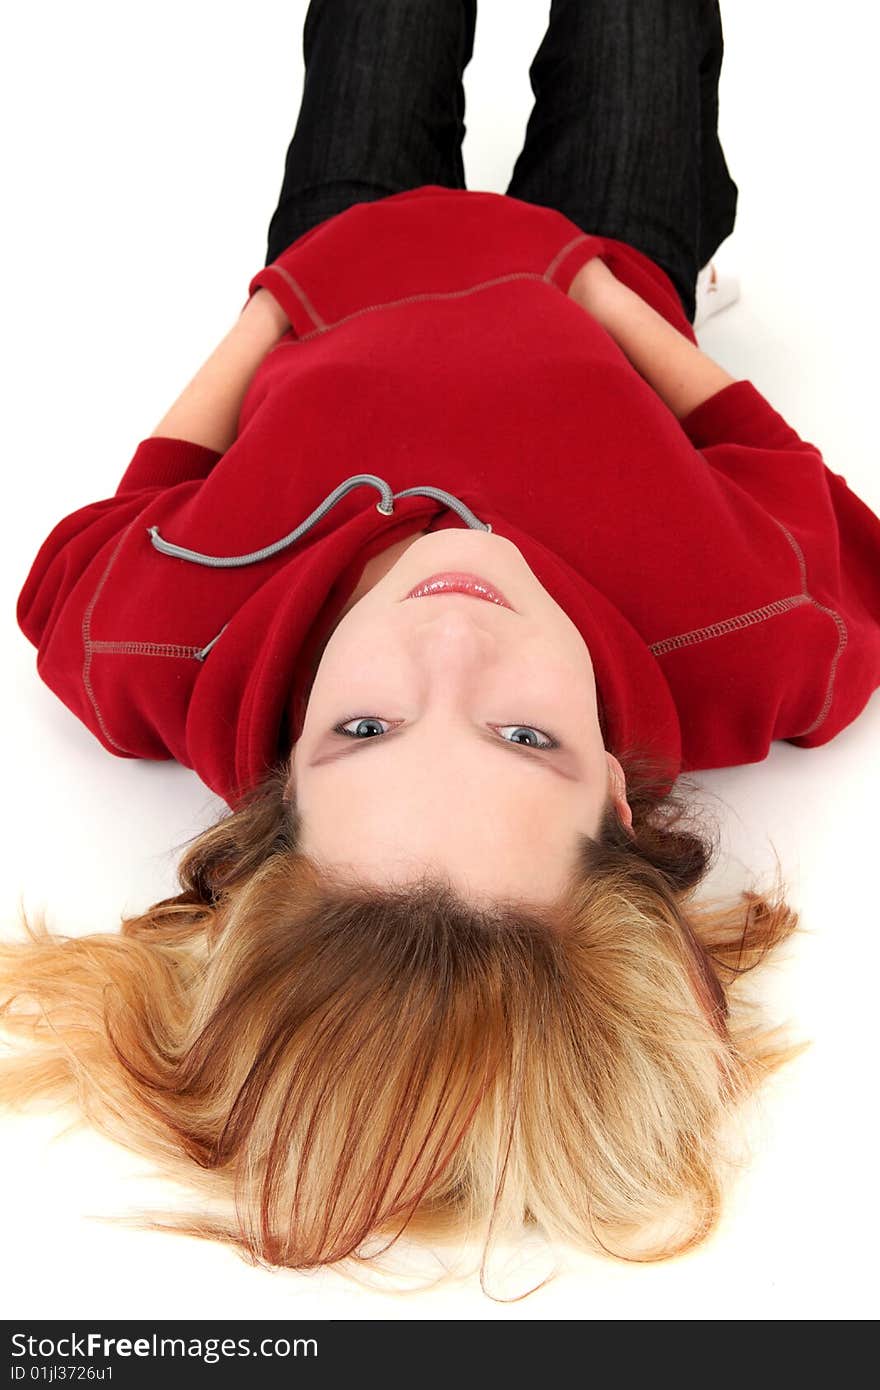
16,186,880,808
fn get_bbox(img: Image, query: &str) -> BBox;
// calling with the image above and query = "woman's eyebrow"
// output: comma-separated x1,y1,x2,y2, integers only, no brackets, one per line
308,724,581,782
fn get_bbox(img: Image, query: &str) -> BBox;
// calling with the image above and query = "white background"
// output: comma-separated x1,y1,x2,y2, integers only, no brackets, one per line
1,0,878,1320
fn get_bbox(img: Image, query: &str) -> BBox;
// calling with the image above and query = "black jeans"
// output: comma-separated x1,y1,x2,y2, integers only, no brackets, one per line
263,0,738,324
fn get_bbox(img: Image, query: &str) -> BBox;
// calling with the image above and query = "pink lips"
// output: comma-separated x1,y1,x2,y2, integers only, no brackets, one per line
404,572,514,610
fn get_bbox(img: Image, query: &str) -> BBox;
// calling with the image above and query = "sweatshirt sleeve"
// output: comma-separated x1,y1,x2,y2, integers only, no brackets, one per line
679,379,880,749
678,379,824,457
114,435,224,495
17,436,221,760
676,379,844,528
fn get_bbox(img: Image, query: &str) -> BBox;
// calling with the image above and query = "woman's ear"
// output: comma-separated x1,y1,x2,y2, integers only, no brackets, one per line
605,752,634,838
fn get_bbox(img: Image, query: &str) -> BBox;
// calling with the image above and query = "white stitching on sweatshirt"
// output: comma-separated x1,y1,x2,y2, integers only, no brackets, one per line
544,233,592,284
89,638,205,658
266,265,327,330
266,241,591,347
81,529,133,753
266,272,561,348
649,592,813,655
81,523,205,753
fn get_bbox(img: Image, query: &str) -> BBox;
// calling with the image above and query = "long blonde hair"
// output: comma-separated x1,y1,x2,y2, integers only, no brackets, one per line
0,746,805,1293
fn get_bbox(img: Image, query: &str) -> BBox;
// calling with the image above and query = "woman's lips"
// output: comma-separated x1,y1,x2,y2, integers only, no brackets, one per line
404,572,514,610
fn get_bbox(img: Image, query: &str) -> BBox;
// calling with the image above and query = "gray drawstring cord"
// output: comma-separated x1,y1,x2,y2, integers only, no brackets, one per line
146,473,491,661
146,473,491,569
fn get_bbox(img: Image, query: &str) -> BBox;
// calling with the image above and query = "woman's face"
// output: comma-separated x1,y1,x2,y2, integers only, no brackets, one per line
289,531,632,907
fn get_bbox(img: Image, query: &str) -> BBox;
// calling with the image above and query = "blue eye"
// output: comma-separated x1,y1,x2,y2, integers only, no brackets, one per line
332,717,559,750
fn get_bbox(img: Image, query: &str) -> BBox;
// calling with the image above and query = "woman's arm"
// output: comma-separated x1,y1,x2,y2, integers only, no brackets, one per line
567,258,737,420
148,289,291,452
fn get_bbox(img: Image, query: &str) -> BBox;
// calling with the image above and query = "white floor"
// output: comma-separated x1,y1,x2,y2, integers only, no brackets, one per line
2,0,877,1320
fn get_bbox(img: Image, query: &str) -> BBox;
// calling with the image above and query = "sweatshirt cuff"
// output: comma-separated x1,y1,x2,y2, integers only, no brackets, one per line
114,437,224,496
678,379,811,451
246,265,320,339
545,234,608,297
